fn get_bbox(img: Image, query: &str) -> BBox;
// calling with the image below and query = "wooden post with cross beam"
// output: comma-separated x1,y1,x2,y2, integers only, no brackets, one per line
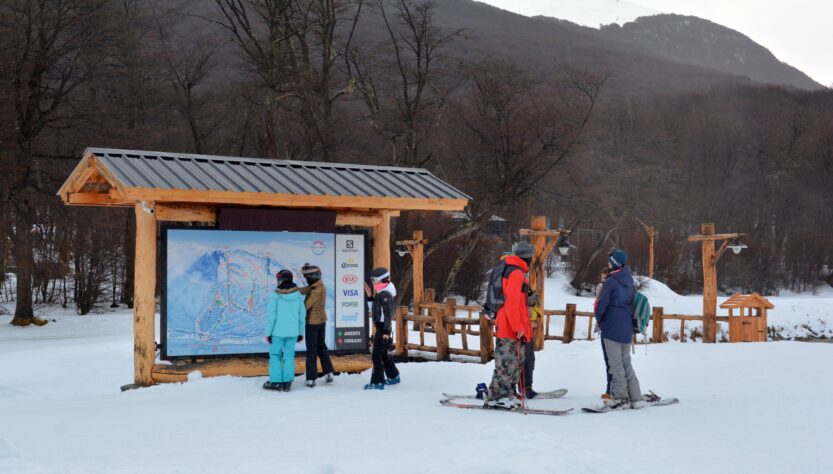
687,223,744,343
635,218,657,279
395,230,429,319
519,216,571,351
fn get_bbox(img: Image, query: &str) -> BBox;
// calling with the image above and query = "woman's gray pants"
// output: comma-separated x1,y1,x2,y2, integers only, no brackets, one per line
602,338,642,401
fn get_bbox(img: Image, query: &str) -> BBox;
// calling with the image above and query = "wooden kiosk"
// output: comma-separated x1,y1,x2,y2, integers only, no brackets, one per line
720,293,773,342
58,148,469,387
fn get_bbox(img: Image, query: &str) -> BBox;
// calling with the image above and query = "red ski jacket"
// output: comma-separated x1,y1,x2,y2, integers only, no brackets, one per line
495,256,533,341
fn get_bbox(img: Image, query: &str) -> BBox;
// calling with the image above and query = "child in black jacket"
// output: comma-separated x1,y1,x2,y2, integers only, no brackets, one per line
363,267,400,390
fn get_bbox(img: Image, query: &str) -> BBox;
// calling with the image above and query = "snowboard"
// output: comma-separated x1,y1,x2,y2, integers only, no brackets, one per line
440,399,573,416
581,397,679,413
442,388,568,401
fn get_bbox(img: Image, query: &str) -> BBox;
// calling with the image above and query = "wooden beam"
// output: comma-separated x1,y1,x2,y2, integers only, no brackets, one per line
134,202,157,386
65,192,133,207
687,233,740,242
336,212,382,227
151,354,372,383
373,211,392,271
713,239,733,265
57,152,94,198
155,203,217,223
519,228,564,237
120,187,468,212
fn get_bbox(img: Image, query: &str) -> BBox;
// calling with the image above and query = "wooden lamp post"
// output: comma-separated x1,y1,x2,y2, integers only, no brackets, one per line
687,223,746,343
395,230,429,320
636,218,657,279
519,216,572,351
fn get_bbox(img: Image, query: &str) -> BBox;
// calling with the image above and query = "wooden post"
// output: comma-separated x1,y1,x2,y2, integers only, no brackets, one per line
562,303,576,344
652,306,664,343
411,230,424,315
395,306,407,356
701,223,718,343
479,314,492,363
373,211,391,271
636,219,656,279
133,202,157,386
530,216,547,351
446,297,457,339
587,315,594,341
435,303,450,361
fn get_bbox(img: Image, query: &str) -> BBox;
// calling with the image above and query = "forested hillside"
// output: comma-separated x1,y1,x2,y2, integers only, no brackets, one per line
1,0,831,325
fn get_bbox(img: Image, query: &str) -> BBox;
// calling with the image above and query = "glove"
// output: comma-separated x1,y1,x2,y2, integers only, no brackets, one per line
297,335,304,343
265,336,272,344
382,333,390,340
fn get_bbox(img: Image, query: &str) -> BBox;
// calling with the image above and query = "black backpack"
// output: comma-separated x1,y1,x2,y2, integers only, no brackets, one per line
482,261,522,319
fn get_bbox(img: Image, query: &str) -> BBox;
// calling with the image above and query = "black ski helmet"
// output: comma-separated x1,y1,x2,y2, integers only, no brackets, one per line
301,263,321,284
371,267,390,283
276,269,294,288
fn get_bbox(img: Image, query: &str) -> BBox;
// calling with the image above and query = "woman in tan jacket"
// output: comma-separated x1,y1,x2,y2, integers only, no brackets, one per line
300,264,334,387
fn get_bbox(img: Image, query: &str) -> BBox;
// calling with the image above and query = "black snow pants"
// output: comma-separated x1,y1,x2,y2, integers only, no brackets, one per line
370,323,399,384
305,323,334,381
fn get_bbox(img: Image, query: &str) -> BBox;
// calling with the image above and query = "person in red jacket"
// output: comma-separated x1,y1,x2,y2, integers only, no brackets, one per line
483,242,534,410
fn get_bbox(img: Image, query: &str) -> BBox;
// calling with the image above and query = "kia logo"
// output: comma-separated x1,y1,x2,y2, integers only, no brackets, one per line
342,274,359,284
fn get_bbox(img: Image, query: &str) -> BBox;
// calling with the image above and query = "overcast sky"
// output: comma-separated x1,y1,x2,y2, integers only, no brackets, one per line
478,0,833,87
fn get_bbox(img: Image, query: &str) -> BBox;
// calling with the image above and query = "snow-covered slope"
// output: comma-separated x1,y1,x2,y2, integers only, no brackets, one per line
1,306,831,473
477,0,661,27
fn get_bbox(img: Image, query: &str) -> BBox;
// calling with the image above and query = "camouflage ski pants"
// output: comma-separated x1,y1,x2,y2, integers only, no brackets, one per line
487,338,525,401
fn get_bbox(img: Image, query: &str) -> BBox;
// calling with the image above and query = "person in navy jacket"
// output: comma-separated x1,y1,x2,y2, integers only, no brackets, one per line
594,249,643,410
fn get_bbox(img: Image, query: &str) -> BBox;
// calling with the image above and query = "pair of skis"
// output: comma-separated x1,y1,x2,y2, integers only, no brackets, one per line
441,388,573,416
440,389,679,416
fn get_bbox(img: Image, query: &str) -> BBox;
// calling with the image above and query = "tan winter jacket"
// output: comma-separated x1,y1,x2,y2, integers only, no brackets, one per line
300,280,327,325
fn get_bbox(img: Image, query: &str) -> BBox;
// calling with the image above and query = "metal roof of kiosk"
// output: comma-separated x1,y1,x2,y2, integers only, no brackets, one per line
58,148,470,211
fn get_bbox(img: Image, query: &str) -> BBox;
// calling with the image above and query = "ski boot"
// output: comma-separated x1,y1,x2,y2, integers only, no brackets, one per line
385,375,401,385
324,373,334,384
363,383,385,390
525,387,539,399
262,381,281,391
305,380,316,388
281,382,292,392
603,397,630,411
483,397,521,411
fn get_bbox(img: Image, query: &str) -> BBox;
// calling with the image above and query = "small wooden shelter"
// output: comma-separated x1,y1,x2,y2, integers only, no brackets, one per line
58,148,469,387
720,293,773,342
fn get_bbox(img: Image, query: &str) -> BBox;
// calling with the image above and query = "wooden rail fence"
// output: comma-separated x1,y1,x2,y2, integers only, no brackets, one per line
392,301,739,363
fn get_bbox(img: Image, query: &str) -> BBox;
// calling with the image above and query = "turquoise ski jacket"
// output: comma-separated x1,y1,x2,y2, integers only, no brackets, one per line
265,288,306,338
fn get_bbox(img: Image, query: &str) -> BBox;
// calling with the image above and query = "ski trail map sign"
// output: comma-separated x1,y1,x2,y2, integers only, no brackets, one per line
162,229,367,358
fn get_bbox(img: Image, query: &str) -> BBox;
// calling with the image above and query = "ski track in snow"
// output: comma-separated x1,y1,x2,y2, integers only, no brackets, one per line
1,278,831,473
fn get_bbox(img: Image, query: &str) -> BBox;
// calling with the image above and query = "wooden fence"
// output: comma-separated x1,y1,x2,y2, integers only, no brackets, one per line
391,297,744,363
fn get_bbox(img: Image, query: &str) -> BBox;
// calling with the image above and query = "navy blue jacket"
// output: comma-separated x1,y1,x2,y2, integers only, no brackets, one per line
594,266,635,344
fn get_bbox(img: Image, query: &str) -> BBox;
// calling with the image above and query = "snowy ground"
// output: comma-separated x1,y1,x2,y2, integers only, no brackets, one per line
2,279,832,473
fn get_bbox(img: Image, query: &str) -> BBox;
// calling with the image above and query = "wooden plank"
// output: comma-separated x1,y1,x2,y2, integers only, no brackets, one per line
404,343,438,353
121,186,469,212
336,212,382,227
448,348,480,357
155,203,216,222
134,203,157,386
151,354,372,383
57,153,95,198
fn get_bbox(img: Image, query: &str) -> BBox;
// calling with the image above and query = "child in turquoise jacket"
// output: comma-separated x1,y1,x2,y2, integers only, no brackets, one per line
263,269,306,392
